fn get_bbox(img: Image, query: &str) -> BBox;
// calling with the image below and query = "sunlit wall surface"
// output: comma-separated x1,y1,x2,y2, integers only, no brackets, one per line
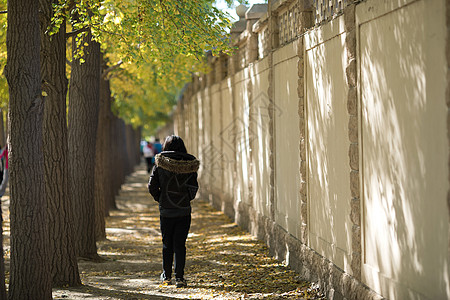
221,78,235,213
210,84,223,201
196,92,205,178
274,41,303,239
305,16,352,273
250,59,271,219
200,86,212,197
234,70,251,208
358,0,449,298
172,0,450,298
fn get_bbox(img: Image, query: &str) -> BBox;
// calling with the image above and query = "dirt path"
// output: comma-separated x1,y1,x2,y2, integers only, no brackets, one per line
6,163,324,299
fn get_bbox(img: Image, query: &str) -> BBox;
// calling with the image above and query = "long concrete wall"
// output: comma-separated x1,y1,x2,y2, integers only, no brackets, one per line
168,0,450,299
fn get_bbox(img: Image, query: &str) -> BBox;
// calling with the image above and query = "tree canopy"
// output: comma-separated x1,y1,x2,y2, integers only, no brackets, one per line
95,0,243,134
0,0,249,134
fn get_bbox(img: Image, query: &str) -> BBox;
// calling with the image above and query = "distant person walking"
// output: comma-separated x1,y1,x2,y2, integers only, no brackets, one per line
151,138,162,165
148,135,199,288
143,141,154,173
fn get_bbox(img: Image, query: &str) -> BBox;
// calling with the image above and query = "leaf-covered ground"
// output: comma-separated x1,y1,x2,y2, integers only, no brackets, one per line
4,163,325,299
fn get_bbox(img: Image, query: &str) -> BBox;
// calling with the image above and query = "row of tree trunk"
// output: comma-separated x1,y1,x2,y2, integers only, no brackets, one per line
2,0,141,298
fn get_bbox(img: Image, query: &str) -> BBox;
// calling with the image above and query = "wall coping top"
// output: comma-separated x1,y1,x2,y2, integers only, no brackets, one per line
271,0,296,13
245,4,268,20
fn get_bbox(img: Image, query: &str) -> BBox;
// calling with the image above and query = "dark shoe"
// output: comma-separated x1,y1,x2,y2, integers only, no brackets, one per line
160,273,172,285
175,277,187,288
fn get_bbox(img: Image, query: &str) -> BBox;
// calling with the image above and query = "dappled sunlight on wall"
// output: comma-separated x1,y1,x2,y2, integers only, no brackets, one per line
210,87,223,198
234,72,251,206
250,62,273,219
173,1,449,298
273,41,302,239
358,0,449,298
305,16,352,273
220,79,235,213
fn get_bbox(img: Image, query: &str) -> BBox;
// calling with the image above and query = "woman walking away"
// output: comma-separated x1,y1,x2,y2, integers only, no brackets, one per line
148,135,199,288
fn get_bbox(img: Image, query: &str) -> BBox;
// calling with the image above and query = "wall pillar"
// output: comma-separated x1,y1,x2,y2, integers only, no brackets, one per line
267,0,276,222
446,0,450,263
344,3,361,280
297,0,313,245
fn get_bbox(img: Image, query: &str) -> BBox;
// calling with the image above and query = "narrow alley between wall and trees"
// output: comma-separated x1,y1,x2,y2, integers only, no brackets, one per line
1,163,324,300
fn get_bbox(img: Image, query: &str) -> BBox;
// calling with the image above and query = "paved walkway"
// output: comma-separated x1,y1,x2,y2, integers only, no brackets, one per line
51,163,320,299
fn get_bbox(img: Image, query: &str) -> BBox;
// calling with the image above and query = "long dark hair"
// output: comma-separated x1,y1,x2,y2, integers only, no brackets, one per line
162,135,187,153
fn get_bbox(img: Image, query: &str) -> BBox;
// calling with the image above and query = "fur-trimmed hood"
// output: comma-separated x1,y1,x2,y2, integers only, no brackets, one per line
155,151,200,174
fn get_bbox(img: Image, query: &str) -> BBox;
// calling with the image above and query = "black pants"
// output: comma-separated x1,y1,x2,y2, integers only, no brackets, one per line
145,157,153,173
160,215,191,279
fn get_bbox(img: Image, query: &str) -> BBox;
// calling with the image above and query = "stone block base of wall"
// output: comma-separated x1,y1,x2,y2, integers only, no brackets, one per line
209,197,384,300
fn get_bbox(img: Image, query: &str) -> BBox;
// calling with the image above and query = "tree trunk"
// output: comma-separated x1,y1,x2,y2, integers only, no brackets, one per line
0,110,6,147
0,110,7,300
94,59,111,241
106,112,118,212
125,124,134,175
103,87,114,216
68,30,100,259
136,126,142,164
111,116,123,199
0,109,6,298
0,208,6,300
39,0,81,286
116,118,127,190
4,0,52,298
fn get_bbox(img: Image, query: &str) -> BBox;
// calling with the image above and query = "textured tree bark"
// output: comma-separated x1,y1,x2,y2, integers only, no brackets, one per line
117,119,128,189
39,0,81,286
0,207,6,299
68,30,101,259
4,0,52,298
125,124,135,175
136,126,142,164
111,116,125,199
0,110,6,147
0,108,5,300
106,114,118,212
104,99,115,216
94,59,111,241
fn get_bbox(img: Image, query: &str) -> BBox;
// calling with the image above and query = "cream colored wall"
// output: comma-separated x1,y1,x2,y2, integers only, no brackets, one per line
357,0,449,298
250,58,271,218
210,84,223,196
182,102,188,146
175,1,450,298
273,40,302,239
183,98,193,153
221,79,235,206
304,16,352,273
196,92,205,178
198,88,210,188
187,94,198,157
234,69,252,206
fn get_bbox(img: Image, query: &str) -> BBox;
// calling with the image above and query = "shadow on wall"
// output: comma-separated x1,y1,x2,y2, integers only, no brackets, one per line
359,1,448,299
306,18,351,272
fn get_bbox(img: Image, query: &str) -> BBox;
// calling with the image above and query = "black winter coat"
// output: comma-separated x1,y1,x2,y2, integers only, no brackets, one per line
148,151,200,217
